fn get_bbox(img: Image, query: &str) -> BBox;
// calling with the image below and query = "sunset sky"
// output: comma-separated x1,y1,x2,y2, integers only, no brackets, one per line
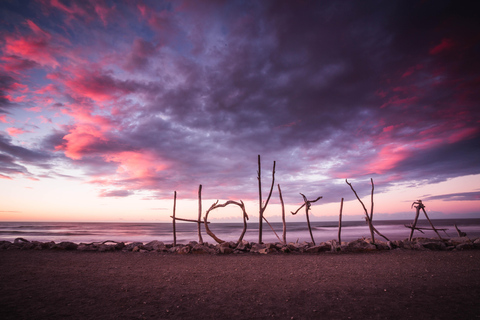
1,0,479,223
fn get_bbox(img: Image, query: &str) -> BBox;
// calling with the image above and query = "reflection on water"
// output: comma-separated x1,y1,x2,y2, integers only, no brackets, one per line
0,219,479,244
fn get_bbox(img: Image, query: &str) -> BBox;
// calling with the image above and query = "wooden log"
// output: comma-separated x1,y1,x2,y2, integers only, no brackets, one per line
198,184,203,244
278,184,286,244
338,198,344,243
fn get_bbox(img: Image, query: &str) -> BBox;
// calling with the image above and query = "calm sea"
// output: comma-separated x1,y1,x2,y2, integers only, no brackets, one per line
1,219,479,244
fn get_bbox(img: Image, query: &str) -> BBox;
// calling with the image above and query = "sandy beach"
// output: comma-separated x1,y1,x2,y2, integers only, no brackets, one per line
1,250,479,319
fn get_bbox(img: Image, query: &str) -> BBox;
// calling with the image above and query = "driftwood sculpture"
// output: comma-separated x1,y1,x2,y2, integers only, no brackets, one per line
407,200,444,241
257,155,276,244
291,194,322,245
204,200,249,246
170,186,209,245
346,178,389,243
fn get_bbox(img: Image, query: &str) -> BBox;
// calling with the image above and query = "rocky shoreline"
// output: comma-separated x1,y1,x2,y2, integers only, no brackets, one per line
2,236,479,254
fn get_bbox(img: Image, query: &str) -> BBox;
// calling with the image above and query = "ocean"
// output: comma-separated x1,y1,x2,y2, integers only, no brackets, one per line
1,219,479,245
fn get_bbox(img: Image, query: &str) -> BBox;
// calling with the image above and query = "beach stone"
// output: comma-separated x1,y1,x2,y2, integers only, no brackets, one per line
124,242,144,251
188,241,198,247
115,242,125,250
14,238,29,244
0,241,12,249
235,240,250,251
415,238,446,251
374,241,390,250
305,242,331,253
77,244,97,251
177,245,191,254
98,244,115,252
250,243,266,253
218,244,234,254
144,240,165,251
56,242,78,250
346,239,377,252
191,244,213,254
455,242,474,250
21,242,36,250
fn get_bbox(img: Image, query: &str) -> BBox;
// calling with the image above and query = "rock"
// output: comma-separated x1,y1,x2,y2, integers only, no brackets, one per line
0,241,12,249
132,246,140,252
455,243,474,250
235,240,250,251
415,238,446,251
98,244,115,252
250,243,266,253
14,238,29,244
177,245,191,254
191,244,214,254
124,242,144,251
77,244,97,251
305,242,331,253
56,242,78,250
218,245,234,254
144,240,165,251
115,242,125,250
346,239,377,252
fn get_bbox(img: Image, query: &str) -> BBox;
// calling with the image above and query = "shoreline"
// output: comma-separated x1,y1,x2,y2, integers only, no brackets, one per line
1,249,479,319
2,236,479,254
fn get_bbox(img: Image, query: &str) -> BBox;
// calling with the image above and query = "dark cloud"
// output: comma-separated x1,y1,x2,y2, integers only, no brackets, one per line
423,192,480,202
1,0,479,207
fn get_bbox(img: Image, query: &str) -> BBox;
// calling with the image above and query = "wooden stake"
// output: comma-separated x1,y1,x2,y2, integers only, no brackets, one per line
172,191,177,246
338,198,344,243
278,184,286,244
197,184,203,244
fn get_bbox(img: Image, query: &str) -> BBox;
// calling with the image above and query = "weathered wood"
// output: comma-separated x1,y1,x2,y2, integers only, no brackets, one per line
198,184,203,244
346,179,375,243
257,155,276,244
290,193,322,245
338,198,344,243
258,155,262,243
204,200,249,245
263,216,282,243
454,224,467,237
278,184,287,244
421,206,443,240
408,201,421,241
172,191,177,246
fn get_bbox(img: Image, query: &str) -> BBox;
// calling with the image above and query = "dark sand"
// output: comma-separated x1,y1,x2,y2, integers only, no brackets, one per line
1,250,479,319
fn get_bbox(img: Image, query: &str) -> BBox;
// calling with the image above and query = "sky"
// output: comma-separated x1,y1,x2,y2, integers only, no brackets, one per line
0,0,479,223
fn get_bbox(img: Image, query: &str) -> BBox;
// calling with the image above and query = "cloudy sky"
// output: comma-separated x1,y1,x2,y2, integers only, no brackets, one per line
1,0,479,222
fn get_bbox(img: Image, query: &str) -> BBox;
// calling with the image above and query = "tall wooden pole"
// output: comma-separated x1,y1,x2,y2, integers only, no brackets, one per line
338,198,344,243
197,184,203,244
258,155,263,243
278,184,286,244
172,191,177,246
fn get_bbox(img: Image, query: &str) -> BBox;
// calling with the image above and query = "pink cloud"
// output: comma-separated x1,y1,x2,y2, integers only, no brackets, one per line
429,38,454,55
0,115,8,123
7,127,28,136
3,33,58,68
26,106,42,112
